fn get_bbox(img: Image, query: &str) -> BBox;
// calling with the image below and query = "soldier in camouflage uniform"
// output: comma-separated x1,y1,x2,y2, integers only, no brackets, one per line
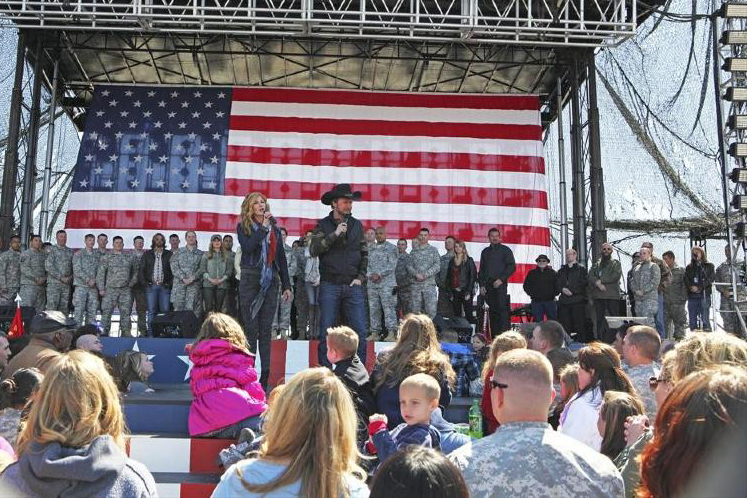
662,251,688,340
97,236,137,336
222,235,237,317
0,235,21,306
72,234,100,326
19,235,47,310
407,228,441,318
293,232,311,338
272,228,297,338
436,236,455,317
449,349,624,497
170,231,203,314
629,247,661,326
366,227,399,341
716,244,747,336
131,236,148,335
395,238,412,319
45,230,74,313
621,325,661,420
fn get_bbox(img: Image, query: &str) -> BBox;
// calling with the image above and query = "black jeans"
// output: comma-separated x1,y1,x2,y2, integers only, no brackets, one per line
485,286,510,334
559,301,589,342
450,289,475,323
239,268,279,389
203,287,226,314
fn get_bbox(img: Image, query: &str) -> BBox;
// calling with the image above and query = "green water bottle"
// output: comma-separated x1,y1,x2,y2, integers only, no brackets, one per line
468,399,483,439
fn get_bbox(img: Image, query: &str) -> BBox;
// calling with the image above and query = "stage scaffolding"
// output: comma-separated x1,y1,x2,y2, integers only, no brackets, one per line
0,0,665,260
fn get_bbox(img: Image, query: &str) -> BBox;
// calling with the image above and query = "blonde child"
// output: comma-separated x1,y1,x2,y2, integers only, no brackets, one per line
368,373,441,465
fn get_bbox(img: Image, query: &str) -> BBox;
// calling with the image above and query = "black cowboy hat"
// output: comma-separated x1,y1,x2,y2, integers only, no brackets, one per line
321,184,363,205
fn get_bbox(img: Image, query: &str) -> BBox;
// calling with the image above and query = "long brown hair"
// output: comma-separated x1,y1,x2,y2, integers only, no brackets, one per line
481,331,526,381
577,342,636,401
374,314,455,391
207,234,228,260
453,240,469,266
240,192,269,235
639,365,747,498
239,368,365,497
599,391,644,460
191,312,250,354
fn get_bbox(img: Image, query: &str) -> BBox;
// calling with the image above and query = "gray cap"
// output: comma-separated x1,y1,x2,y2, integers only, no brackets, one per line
30,311,77,335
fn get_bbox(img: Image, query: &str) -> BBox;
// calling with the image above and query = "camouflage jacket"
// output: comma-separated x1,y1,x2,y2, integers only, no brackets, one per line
96,251,137,289
284,243,298,279
73,248,100,288
367,241,398,287
630,261,661,302
45,244,74,284
170,246,203,284
407,244,441,286
449,421,624,497
19,248,46,286
395,252,412,288
0,250,21,293
663,264,688,304
437,251,455,288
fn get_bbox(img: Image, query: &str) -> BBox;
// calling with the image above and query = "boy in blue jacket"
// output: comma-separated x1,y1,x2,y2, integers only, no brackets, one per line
367,372,441,464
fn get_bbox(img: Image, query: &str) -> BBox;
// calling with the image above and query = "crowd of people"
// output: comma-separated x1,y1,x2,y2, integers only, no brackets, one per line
0,307,740,497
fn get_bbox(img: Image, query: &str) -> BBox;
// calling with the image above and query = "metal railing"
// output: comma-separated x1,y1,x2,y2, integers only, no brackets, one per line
0,0,637,47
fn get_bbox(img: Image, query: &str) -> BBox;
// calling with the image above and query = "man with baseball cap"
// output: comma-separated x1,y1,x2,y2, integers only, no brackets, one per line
2,311,75,379
309,184,369,366
523,254,559,322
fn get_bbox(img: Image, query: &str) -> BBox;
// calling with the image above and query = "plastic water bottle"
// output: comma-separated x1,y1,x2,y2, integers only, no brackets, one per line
468,399,483,439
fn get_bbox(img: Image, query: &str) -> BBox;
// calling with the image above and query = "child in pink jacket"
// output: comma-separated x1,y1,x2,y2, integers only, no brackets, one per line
187,313,267,438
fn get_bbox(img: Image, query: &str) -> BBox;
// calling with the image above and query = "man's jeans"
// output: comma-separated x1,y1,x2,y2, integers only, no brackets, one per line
317,281,368,367
655,292,665,338
146,284,171,335
530,300,557,322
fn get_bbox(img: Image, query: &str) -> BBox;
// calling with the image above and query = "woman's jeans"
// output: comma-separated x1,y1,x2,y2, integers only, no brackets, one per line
305,281,319,305
203,287,226,314
196,414,263,439
688,294,712,331
240,268,279,389
146,284,171,336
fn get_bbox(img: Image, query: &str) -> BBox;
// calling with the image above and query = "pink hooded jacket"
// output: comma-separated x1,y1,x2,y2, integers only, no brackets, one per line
188,339,267,436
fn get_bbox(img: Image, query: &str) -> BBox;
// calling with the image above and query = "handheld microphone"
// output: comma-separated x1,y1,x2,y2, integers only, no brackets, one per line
268,216,277,225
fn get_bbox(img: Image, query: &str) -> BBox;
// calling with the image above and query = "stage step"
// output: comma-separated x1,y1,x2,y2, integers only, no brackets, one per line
127,434,228,498
123,382,474,434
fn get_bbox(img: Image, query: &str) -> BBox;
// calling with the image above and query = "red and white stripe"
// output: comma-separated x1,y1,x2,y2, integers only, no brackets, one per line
65,88,550,305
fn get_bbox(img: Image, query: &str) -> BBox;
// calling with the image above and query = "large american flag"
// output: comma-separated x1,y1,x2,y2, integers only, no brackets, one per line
65,86,549,304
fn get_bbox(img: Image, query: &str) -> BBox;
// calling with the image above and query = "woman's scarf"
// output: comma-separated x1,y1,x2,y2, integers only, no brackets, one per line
249,221,278,319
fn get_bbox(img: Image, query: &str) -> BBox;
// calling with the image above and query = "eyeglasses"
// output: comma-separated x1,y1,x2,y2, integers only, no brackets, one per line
490,377,509,390
649,376,670,391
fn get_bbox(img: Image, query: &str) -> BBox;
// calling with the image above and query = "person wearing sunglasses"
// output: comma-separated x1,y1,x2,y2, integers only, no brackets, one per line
448,349,623,497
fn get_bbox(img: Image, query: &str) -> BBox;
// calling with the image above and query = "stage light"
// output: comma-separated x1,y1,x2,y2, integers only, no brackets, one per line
730,143,747,157
732,195,747,210
723,2,747,18
736,221,747,238
722,30,747,44
726,87,747,101
724,58,747,72
729,115,747,129
730,168,747,183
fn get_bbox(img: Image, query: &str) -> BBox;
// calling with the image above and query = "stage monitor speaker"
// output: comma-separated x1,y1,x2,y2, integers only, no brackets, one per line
0,306,36,333
605,316,654,329
152,311,199,339
434,315,473,343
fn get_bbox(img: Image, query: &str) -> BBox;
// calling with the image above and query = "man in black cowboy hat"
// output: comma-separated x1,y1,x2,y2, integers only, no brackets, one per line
310,184,369,367
522,254,559,322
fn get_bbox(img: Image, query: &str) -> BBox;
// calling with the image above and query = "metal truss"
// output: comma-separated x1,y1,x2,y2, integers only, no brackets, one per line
0,0,636,48
712,9,747,337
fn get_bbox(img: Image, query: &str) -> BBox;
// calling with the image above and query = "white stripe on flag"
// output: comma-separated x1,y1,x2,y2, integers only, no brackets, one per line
62,229,550,267
229,101,541,126
224,162,547,191
227,130,542,157
66,193,549,228
129,437,191,473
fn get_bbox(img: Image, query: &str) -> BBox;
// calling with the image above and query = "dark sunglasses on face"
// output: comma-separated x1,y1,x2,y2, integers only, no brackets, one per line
490,377,509,390
649,376,669,391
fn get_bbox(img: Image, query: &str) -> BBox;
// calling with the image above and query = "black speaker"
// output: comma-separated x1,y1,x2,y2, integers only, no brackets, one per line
152,311,199,339
433,314,473,343
0,306,36,334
